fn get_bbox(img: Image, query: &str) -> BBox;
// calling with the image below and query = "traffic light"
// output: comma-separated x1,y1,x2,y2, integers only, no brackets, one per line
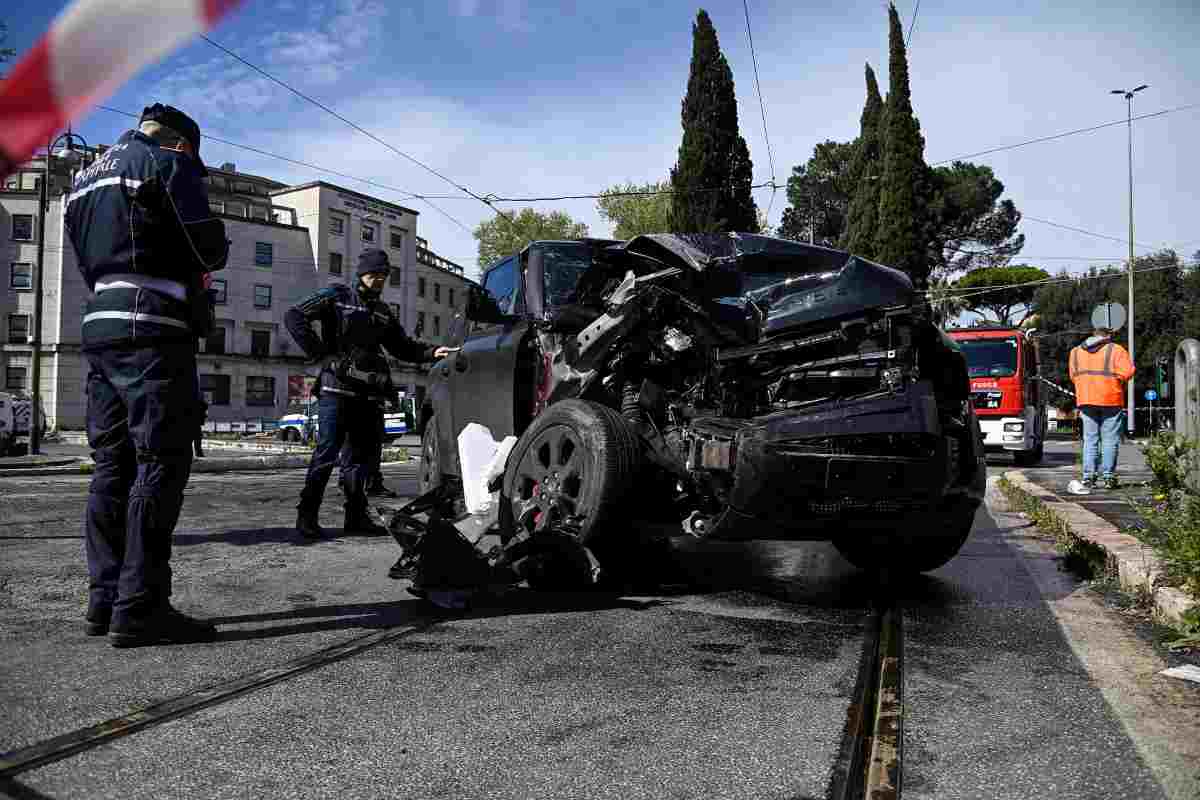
1158,356,1170,399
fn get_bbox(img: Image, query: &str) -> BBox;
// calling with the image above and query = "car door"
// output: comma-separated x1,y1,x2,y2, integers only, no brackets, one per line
434,255,531,475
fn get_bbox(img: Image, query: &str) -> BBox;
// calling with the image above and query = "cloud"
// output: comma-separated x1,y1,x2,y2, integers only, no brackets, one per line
449,0,531,33
144,0,388,120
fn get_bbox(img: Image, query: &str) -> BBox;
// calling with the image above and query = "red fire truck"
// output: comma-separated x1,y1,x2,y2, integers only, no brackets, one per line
947,326,1047,465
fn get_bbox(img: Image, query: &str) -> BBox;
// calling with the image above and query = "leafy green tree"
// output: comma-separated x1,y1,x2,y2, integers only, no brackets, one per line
927,275,967,327
669,9,758,234
775,140,856,247
840,63,885,258
953,264,1050,324
597,181,672,239
1031,251,1196,407
926,162,1025,277
473,208,588,267
873,3,932,286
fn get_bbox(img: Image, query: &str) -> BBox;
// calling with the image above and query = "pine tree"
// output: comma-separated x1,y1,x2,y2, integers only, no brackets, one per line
669,10,758,233
840,63,885,258
873,3,931,286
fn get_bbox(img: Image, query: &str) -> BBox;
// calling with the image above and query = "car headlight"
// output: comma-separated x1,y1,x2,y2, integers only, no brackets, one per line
1003,421,1024,432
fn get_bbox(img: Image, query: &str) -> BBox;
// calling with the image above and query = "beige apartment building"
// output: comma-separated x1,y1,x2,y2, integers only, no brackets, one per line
1,149,473,431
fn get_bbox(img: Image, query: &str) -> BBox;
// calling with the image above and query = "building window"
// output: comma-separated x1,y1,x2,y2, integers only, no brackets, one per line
7,314,30,342
448,288,455,309
389,267,401,287
199,373,231,406
417,277,426,298
250,329,271,357
11,214,34,241
5,366,27,392
362,224,376,244
210,278,228,305
330,216,345,236
254,285,272,309
415,311,425,337
329,252,343,275
246,376,276,406
390,229,404,249
255,242,273,266
433,315,441,336
433,283,441,303
208,200,225,215
203,325,226,355
390,303,402,320
10,262,32,290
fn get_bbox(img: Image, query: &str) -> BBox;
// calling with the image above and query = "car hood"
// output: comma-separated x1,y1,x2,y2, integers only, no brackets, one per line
613,233,916,338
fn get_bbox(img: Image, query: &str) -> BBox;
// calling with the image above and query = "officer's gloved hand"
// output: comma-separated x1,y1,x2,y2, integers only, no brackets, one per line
317,355,339,374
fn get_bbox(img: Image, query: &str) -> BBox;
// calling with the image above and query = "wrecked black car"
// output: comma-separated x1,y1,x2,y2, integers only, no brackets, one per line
407,233,985,588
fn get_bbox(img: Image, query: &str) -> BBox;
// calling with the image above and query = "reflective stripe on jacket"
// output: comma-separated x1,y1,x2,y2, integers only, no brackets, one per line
1069,342,1135,407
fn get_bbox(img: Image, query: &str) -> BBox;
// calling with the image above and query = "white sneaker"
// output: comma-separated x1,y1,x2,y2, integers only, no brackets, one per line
1067,479,1092,496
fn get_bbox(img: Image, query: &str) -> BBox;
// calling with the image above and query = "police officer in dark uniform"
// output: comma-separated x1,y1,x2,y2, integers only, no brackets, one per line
64,103,228,647
286,249,450,539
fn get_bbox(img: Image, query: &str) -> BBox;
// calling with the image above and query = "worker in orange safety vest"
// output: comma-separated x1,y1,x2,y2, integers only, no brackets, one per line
1066,327,1135,494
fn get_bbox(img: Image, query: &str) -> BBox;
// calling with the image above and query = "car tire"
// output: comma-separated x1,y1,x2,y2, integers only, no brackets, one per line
833,501,976,574
418,415,442,496
502,399,641,549
1013,442,1043,467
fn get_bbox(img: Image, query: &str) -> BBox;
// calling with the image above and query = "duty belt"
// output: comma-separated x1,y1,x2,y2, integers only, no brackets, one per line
343,366,388,385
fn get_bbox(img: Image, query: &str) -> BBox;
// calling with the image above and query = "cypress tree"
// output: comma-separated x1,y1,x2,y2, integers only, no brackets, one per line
840,64,884,258
873,3,931,286
669,9,758,233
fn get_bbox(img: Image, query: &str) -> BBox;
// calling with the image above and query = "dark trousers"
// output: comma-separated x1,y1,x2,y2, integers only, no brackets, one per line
299,392,379,516
84,342,197,622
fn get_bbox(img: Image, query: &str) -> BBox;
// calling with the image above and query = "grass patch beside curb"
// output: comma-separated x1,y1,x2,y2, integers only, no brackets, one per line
997,476,1110,580
999,475,1200,651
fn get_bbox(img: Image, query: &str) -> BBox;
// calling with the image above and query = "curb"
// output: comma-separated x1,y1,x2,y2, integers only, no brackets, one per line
0,452,416,477
1003,470,1195,625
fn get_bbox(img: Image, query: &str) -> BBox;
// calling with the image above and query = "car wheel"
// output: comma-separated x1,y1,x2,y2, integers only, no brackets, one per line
418,415,442,495
834,502,976,574
502,399,641,549
1013,442,1043,467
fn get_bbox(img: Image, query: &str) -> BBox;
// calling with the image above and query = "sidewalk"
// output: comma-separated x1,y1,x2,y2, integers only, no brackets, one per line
1008,437,1195,625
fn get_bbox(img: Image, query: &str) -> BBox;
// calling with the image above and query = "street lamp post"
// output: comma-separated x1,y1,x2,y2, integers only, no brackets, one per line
29,128,88,454
1111,84,1147,435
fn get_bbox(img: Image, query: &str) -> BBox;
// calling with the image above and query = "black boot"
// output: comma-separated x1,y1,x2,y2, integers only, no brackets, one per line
366,480,398,498
109,605,217,648
344,507,390,536
296,508,324,540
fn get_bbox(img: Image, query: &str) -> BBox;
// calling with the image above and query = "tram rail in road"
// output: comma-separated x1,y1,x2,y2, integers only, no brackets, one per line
1,599,902,800
830,606,904,800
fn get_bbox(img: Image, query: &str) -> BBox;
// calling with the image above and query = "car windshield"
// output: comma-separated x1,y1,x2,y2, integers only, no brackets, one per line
541,243,592,309
715,268,843,314
958,337,1019,377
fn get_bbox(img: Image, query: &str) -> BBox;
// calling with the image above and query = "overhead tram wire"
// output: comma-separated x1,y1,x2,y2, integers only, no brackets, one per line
1021,215,1165,251
929,101,1200,166
197,34,525,230
94,105,476,235
741,0,778,217
906,0,921,44
925,259,1197,303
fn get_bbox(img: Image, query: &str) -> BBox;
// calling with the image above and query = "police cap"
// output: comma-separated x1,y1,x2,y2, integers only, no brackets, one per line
139,103,208,176
357,249,390,276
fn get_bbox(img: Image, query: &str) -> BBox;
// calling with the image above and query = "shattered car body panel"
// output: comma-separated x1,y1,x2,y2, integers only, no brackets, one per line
420,233,984,582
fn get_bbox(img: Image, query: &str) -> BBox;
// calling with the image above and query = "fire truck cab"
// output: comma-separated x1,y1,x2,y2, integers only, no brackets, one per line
948,326,1047,466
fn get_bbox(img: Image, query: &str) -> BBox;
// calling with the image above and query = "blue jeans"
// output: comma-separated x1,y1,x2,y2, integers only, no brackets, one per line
298,392,380,515
84,342,198,623
1080,405,1124,482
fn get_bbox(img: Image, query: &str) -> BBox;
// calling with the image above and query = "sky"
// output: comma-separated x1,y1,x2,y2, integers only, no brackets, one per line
4,0,1200,282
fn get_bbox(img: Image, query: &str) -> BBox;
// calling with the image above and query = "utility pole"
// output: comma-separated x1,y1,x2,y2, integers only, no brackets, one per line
1111,84,1147,435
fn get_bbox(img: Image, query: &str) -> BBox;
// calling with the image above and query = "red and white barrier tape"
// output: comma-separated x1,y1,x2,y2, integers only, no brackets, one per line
0,0,245,179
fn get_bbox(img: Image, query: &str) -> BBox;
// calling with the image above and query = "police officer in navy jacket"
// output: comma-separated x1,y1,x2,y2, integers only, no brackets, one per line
285,249,452,540
64,103,228,647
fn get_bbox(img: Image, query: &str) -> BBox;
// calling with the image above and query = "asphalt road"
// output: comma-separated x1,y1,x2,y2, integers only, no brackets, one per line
1,460,1195,799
